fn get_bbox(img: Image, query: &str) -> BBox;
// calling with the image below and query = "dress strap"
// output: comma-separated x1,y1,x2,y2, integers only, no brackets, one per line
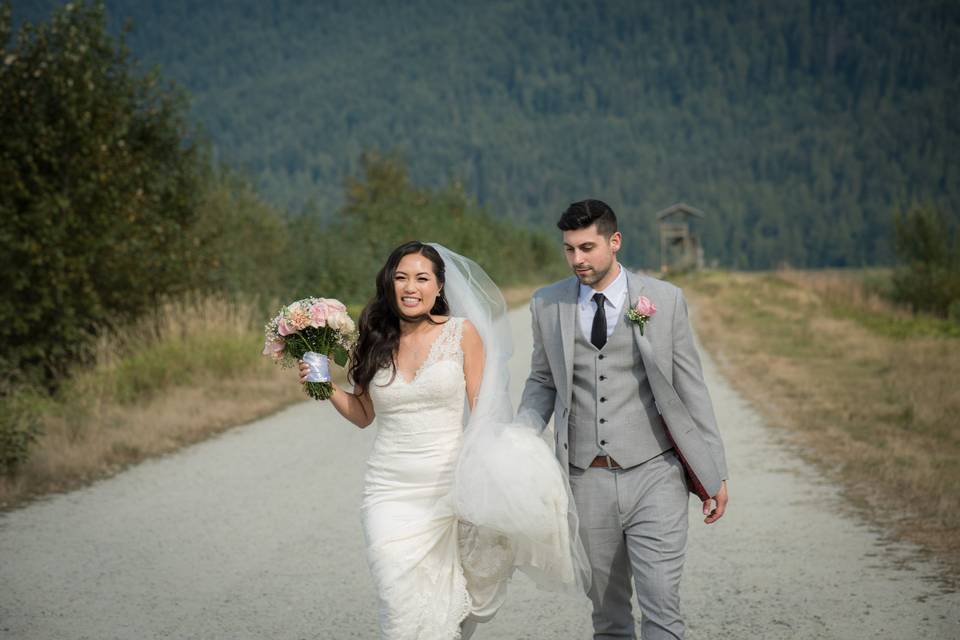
427,316,465,365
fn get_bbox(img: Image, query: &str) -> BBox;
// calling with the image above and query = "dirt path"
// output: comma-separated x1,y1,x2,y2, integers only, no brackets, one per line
1,303,957,639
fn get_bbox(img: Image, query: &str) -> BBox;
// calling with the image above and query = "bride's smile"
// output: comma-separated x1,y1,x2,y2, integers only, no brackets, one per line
393,253,442,320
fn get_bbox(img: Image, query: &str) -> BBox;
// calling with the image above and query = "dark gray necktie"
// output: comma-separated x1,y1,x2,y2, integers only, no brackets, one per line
591,292,607,350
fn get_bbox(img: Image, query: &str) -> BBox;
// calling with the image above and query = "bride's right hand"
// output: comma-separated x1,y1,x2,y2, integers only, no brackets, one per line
298,360,309,385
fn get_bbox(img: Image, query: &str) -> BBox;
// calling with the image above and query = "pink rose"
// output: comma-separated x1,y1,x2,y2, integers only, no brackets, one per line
309,302,330,328
277,317,295,336
634,296,657,317
262,338,285,357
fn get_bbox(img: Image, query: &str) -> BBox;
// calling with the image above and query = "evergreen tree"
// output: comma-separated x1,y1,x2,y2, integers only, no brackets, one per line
891,203,960,317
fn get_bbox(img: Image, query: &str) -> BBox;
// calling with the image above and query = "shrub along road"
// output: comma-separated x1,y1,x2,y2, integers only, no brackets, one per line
1,301,957,639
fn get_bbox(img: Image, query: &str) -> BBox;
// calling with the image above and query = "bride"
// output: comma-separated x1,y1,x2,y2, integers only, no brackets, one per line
299,241,589,639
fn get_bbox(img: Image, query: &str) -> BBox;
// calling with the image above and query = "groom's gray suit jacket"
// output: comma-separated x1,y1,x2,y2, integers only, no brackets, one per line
519,269,728,498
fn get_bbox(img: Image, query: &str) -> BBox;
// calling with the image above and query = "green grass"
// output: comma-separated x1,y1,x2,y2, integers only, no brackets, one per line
0,386,50,474
90,332,264,405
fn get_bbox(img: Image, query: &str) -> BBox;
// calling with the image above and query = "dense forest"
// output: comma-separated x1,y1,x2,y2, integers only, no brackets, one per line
17,0,960,269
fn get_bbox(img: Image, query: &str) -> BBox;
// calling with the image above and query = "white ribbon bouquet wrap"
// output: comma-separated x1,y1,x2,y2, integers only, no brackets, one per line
428,243,591,597
261,297,357,400
301,351,331,383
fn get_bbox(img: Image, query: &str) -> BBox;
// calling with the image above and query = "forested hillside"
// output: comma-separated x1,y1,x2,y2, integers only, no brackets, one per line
1,3,566,391
16,0,960,268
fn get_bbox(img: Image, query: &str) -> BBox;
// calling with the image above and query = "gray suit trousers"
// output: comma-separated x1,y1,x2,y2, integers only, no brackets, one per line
568,448,689,640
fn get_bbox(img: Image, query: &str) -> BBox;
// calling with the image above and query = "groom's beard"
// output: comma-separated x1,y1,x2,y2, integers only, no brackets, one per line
573,263,610,286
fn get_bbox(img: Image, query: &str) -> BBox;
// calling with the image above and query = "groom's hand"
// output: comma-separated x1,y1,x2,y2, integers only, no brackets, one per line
702,480,728,524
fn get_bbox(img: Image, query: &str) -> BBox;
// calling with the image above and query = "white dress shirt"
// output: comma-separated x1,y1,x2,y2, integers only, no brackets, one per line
578,262,628,342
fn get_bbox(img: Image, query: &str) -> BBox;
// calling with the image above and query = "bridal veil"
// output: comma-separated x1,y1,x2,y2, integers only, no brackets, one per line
427,243,591,601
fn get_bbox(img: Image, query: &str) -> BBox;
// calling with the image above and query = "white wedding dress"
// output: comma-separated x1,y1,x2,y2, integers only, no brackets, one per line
362,317,512,639
358,244,592,640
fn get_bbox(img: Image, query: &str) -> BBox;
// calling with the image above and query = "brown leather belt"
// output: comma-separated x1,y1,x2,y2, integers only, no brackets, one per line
589,455,622,469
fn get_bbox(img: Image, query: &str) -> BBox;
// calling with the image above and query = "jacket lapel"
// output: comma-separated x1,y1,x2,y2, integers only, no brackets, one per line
625,270,662,378
558,276,578,402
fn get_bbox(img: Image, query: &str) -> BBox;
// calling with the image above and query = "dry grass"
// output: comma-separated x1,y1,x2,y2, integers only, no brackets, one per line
0,294,321,510
1,373,306,507
674,269,960,577
778,267,960,339
778,267,901,313
502,283,542,309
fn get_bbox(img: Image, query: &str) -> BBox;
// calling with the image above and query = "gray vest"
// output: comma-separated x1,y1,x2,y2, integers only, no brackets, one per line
568,310,673,469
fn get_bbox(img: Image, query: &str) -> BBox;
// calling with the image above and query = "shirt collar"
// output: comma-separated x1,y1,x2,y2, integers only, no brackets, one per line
578,262,627,310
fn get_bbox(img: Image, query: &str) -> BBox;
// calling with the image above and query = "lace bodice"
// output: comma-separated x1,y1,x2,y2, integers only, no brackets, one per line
367,317,466,429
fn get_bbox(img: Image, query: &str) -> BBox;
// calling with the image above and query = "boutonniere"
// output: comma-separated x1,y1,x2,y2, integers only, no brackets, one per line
626,296,657,335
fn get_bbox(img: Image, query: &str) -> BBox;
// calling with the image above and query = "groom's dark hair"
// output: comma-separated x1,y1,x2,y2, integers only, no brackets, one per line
557,199,618,238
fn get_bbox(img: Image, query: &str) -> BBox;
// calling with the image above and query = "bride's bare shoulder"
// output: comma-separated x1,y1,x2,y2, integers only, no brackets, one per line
459,318,483,369
459,318,480,346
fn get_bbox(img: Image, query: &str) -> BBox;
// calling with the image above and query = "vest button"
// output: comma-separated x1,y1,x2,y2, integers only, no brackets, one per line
598,354,605,360
599,375,606,381
600,439,607,445
600,397,607,402
563,443,568,450
599,418,607,424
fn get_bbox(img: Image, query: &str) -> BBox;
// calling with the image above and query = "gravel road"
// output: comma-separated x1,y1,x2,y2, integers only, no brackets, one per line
2,303,957,639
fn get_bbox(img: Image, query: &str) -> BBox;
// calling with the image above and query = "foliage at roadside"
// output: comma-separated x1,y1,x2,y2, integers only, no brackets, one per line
0,2,207,391
890,202,960,319
0,293,309,507
0,382,46,476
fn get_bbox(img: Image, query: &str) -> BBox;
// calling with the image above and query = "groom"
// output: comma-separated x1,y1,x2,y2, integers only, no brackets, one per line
519,199,729,639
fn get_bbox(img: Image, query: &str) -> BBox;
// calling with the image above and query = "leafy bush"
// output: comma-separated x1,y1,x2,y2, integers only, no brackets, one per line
0,2,206,390
285,152,567,305
949,300,960,323
891,203,960,318
0,384,45,475
190,168,291,308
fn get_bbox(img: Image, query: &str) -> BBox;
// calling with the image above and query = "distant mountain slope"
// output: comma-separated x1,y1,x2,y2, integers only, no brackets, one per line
15,0,960,268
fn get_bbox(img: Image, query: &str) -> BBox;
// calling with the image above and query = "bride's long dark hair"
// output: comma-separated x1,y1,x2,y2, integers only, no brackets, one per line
349,241,450,393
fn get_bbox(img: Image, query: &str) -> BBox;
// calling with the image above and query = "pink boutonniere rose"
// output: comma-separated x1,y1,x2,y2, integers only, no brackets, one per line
627,295,657,336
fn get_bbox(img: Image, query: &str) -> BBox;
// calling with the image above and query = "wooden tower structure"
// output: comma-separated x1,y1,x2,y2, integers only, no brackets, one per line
656,202,705,273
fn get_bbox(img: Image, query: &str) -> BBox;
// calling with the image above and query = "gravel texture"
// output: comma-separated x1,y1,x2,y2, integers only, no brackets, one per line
1,303,957,639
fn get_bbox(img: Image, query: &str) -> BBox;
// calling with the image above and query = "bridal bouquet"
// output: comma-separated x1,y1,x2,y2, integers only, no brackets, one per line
262,297,357,400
